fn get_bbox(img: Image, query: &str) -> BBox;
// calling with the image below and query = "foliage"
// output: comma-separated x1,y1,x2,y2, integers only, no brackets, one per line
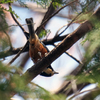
0,62,27,100
0,61,66,100
0,7,8,32
0,0,13,4
67,12,100,100
0,7,10,53
39,29,50,38
77,17,100,85
33,0,51,8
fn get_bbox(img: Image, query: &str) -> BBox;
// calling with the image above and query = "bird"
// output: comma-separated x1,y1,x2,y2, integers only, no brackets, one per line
26,18,58,77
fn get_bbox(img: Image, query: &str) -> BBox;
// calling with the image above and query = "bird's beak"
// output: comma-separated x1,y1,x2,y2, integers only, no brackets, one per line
54,71,59,74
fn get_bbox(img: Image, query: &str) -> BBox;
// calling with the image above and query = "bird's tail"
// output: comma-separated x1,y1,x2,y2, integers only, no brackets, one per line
26,18,35,39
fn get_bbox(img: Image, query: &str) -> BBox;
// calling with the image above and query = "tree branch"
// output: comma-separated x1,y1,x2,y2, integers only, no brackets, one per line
8,41,29,65
53,44,83,64
23,2,100,83
8,2,29,39
0,35,68,58
42,34,68,45
36,1,56,35
55,7,100,95
24,20,93,82
69,87,99,100
35,0,78,34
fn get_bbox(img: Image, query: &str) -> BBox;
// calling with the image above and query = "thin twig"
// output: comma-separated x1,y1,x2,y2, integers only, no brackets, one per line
68,87,99,100
8,41,29,65
8,2,29,39
53,44,83,65
0,35,68,59
56,0,94,36
58,12,82,36
65,51,83,64
36,1,55,35
35,0,78,33
8,23,35,28
55,24,68,36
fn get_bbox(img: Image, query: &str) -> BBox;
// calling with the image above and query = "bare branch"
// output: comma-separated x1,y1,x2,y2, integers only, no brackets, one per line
56,0,94,36
58,12,82,36
42,34,68,45
0,46,28,59
8,2,29,39
35,0,78,34
55,6,100,95
8,41,29,65
69,87,99,100
0,35,68,58
36,1,56,35
53,44,83,64
8,23,35,28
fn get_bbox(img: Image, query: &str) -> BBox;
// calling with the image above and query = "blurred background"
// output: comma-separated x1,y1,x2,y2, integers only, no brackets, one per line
1,0,99,100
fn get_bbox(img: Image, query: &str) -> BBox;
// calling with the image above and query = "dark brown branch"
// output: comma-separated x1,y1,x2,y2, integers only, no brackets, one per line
36,1,56,35
8,41,29,65
65,51,83,64
20,53,29,68
0,35,68,58
0,45,29,59
8,3,29,39
81,88,100,100
42,34,68,45
35,0,78,34
53,44,82,64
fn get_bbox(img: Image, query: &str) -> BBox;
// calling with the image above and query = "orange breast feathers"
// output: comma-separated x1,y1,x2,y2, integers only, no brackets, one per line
29,34,48,63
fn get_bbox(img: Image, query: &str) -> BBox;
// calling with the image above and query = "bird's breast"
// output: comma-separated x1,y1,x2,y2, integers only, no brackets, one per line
29,43,48,63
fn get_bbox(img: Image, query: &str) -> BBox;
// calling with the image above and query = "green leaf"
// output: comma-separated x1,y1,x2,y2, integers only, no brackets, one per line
39,29,50,38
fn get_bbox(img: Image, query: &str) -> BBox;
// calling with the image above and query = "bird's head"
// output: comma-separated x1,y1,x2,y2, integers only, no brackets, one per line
40,68,59,77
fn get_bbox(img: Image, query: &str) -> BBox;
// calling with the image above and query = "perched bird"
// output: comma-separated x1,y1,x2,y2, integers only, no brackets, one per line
26,18,58,77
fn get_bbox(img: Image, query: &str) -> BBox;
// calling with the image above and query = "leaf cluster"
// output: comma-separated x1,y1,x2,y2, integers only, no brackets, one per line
66,16,100,99
0,61,66,100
